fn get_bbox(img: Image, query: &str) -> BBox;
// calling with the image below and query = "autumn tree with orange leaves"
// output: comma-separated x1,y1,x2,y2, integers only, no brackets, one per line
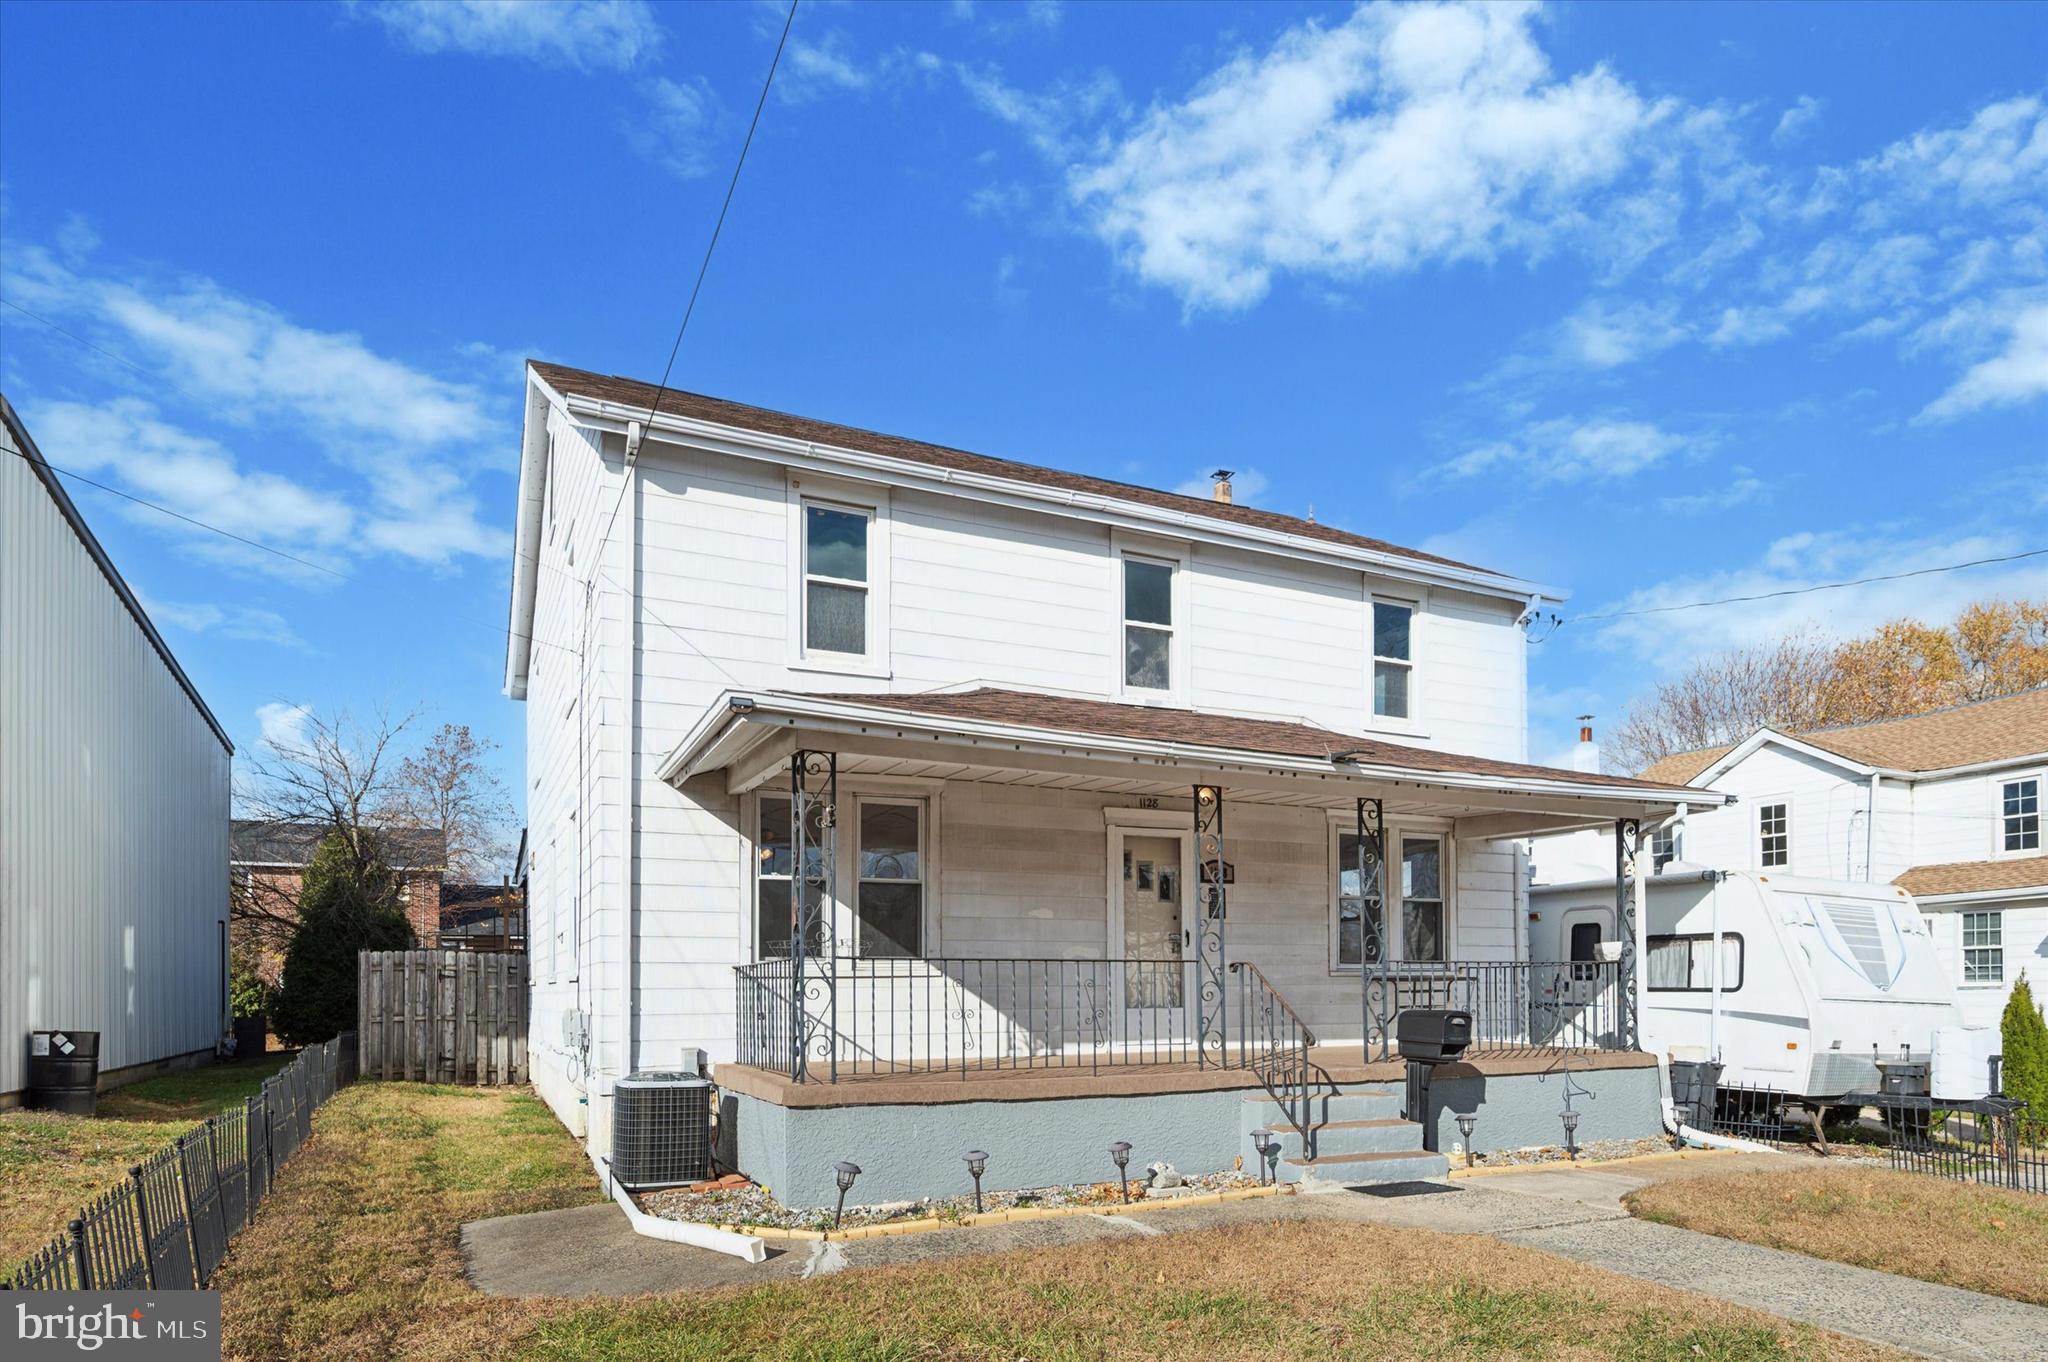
1609,596,2048,774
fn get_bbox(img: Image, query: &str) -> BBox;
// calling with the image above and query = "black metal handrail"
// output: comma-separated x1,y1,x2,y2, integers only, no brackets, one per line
1231,961,1317,1141
1363,959,1625,1061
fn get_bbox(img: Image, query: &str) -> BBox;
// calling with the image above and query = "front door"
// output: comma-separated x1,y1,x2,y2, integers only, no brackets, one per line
1114,831,1188,1030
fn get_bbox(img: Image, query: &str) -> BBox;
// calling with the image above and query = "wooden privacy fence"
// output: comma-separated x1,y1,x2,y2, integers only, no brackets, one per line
358,949,528,1084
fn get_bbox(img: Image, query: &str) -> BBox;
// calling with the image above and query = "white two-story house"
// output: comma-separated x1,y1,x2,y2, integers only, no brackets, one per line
503,361,1717,1205
1531,691,2048,1032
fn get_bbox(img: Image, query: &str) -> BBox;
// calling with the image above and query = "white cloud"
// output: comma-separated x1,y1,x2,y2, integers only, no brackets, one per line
256,701,314,752
1771,95,1823,146
955,63,1124,163
1066,2,1667,310
358,0,663,72
29,398,355,553
1860,95,2048,211
4,246,509,567
1658,470,1766,514
782,33,873,100
140,595,307,649
1591,528,2046,665
628,77,719,179
1919,302,2048,421
1437,417,1696,484
1558,299,1686,368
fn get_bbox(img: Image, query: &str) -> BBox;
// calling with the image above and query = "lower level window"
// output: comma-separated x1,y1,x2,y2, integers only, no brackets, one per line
1336,831,1384,967
857,800,924,958
1962,911,2003,984
1401,837,1444,962
756,795,824,958
1647,934,1743,991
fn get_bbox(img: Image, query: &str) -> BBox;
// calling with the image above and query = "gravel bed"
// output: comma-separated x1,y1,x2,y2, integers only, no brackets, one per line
1458,1136,1677,1168
641,1169,1260,1232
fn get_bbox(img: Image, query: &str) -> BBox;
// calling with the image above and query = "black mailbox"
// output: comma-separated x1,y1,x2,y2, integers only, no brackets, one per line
1396,1009,1472,1064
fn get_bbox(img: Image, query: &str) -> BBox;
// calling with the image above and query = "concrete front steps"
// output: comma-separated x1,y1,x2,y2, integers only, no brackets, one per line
1239,1086,1450,1187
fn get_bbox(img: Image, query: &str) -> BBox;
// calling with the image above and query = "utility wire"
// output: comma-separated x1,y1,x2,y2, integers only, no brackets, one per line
590,0,798,564
1532,546,2048,642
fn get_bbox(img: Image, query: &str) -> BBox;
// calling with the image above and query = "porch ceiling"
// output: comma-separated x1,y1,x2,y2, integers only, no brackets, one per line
660,688,1724,838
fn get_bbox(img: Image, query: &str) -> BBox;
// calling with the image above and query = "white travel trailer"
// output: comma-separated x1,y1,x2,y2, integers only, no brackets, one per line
1527,867,1963,1105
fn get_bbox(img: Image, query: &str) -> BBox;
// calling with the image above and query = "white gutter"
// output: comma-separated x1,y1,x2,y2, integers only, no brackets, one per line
560,394,1562,608
1912,882,2048,907
504,375,557,699
588,1148,767,1264
659,691,1729,813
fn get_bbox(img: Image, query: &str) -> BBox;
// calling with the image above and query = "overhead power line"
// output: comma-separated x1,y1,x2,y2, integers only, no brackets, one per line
591,0,798,562
1532,546,2048,642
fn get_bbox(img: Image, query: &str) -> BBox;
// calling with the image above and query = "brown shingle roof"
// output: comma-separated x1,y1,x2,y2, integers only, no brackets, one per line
1629,688,2048,784
1893,855,2048,899
790,687,1701,796
530,361,1494,579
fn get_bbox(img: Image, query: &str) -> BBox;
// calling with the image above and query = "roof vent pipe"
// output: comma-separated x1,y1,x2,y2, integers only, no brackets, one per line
1572,715,1601,774
1212,470,1234,504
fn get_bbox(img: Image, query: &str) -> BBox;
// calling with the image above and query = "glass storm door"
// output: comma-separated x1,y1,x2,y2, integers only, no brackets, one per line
1118,833,1187,1020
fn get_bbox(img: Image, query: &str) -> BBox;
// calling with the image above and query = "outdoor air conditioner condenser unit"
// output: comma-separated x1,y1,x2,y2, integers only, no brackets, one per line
610,1071,713,1190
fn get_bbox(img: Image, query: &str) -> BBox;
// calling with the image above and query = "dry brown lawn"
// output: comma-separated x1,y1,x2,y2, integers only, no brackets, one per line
0,1052,292,1269
210,1081,1906,1362
1626,1163,2048,1305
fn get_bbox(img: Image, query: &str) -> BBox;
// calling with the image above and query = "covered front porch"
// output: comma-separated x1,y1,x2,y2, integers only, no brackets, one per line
664,687,1706,1120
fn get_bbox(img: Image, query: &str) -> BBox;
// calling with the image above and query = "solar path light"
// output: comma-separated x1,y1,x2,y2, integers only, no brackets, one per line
962,1149,989,1213
1559,1107,1581,1161
1108,1141,1133,1203
1249,1128,1276,1185
832,1161,861,1227
1455,1113,1477,1168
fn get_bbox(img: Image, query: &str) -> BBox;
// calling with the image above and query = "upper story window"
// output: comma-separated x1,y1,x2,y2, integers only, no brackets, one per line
803,503,871,658
1758,802,1789,868
1372,600,1414,720
1962,911,2003,984
1122,556,1175,693
2002,777,2040,853
1651,826,1677,872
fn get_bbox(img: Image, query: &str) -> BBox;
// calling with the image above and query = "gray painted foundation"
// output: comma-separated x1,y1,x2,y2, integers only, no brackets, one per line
1418,1063,1662,1159
720,1063,1665,1209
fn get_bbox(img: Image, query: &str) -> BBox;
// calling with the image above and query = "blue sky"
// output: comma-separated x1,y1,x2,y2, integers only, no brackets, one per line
2,0,2043,809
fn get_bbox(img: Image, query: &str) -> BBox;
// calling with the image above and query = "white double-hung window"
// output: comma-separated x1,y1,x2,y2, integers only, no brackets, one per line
1372,599,1415,721
1962,911,2003,984
803,502,871,659
1122,555,1175,694
2001,777,2040,853
1758,802,1789,868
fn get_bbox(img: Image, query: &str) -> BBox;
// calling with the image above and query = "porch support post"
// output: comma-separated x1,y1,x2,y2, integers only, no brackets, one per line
1357,798,1389,1061
1615,817,1641,1052
1193,784,1227,1068
791,750,839,1083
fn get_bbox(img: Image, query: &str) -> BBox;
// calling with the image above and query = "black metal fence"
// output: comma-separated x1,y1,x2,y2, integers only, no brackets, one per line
3,1034,357,1291
1876,1095,2045,1195
1706,1080,1807,1144
1363,960,1628,1061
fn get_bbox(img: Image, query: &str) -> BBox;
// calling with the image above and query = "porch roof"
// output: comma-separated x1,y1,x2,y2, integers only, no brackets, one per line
659,687,1728,838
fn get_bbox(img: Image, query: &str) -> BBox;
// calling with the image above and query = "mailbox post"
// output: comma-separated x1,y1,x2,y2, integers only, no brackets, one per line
1395,1009,1472,1153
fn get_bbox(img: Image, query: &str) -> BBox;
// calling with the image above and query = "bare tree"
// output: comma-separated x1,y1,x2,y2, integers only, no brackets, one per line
231,707,416,971
386,723,515,882
1606,632,1840,775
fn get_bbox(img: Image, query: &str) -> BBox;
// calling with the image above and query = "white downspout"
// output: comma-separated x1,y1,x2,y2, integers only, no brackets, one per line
1865,772,1879,883
1709,872,1724,1064
618,425,643,1085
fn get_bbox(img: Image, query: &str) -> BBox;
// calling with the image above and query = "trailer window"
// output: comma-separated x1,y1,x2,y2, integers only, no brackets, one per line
1646,934,1743,992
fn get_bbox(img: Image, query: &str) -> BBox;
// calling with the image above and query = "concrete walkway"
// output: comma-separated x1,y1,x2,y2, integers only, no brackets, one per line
461,1162,2048,1362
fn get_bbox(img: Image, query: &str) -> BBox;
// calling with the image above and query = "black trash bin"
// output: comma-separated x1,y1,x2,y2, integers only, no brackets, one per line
1669,1059,1722,1132
27,1030,100,1115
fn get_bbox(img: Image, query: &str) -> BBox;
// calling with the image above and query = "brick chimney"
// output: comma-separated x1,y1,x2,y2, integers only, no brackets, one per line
1572,716,1601,774
1212,469,1234,504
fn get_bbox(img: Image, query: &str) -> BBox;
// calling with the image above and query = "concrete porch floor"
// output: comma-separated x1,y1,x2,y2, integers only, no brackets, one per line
712,1045,1656,1107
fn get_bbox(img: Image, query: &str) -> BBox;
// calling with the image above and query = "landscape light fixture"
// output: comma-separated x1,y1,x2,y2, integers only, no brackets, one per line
1249,1128,1276,1185
1108,1141,1133,1203
832,1161,861,1228
1455,1113,1478,1168
1559,1107,1581,1161
962,1149,989,1213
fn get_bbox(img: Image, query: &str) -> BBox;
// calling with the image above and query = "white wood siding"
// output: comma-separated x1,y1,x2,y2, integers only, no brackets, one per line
1,448,231,1097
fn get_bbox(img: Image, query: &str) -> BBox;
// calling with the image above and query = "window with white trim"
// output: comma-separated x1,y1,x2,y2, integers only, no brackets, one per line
1962,911,2003,984
755,795,822,959
1651,826,1677,872
803,502,871,658
1647,933,1744,991
1122,556,1175,692
1758,802,1789,868
1335,830,1384,969
1372,600,1414,720
1399,835,1445,962
856,799,924,958
2002,777,2040,853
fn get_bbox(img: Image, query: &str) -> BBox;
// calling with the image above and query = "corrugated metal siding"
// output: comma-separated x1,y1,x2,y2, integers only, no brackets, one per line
2,451,231,1096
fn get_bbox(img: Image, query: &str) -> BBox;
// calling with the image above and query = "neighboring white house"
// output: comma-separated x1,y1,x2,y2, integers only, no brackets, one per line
1,394,234,1105
503,361,1718,1192
1531,690,2048,1031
